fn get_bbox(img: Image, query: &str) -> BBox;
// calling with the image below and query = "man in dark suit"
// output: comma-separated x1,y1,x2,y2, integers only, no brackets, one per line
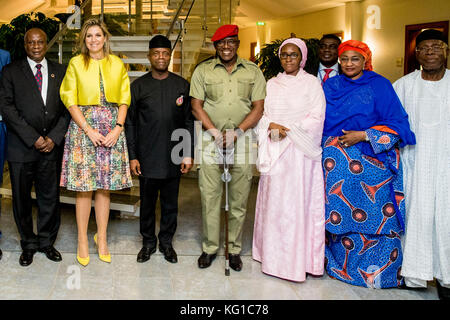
126,35,194,264
0,28,70,266
315,34,342,85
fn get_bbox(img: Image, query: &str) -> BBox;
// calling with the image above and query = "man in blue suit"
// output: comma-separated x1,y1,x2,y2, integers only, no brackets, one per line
0,48,11,261
0,49,10,77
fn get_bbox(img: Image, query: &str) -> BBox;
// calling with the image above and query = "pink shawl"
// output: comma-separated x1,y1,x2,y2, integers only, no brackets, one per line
256,68,326,174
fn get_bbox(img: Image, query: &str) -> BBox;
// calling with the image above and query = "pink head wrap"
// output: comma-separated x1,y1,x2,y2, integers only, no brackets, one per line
278,38,308,70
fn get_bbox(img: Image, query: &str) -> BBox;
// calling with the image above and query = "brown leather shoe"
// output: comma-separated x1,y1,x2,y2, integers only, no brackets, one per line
198,252,216,268
229,254,242,271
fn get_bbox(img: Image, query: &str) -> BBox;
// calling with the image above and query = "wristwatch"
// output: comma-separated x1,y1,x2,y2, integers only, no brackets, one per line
116,123,123,128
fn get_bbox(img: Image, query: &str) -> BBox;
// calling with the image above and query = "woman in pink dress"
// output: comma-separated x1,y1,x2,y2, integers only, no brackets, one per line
252,38,326,282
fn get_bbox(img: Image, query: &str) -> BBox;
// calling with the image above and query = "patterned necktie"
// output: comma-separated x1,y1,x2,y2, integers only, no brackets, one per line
35,64,42,92
322,68,333,85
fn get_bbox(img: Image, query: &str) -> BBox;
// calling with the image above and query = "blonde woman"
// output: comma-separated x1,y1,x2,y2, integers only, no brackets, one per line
60,18,132,266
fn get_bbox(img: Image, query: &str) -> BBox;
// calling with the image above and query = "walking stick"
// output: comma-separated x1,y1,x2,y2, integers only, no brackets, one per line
219,145,233,276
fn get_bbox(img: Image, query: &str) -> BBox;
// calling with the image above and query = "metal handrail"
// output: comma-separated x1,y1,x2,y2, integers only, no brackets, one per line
172,0,196,50
166,0,188,37
47,0,93,52
128,0,132,35
202,0,207,46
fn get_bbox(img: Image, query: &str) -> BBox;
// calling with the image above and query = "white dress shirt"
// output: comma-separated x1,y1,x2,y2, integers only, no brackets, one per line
27,57,48,105
317,62,339,85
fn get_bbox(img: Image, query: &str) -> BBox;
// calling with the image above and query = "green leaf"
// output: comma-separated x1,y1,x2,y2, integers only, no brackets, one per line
0,12,60,61
255,37,320,80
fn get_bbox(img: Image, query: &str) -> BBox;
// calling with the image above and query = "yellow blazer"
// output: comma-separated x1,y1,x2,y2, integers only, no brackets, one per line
60,54,131,108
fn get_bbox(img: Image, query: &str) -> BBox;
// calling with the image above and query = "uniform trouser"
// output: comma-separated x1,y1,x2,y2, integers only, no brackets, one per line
8,159,61,251
139,176,180,249
198,142,253,255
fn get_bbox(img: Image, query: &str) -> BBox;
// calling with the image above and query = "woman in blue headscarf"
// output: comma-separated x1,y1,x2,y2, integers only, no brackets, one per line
322,40,415,288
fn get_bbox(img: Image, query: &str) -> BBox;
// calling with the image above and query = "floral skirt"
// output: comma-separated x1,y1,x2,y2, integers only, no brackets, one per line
60,105,132,191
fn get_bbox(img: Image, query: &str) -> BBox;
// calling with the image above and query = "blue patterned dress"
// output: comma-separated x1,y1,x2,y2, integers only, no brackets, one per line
322,71,416,288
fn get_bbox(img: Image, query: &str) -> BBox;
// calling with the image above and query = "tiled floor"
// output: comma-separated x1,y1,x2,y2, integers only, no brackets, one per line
0,176,439,300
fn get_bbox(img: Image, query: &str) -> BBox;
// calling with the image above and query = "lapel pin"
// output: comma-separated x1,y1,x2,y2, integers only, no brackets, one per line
176,95,184,107
51,74,55,78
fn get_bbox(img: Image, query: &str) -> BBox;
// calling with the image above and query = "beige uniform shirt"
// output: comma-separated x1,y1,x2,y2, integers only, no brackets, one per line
190,56,266,131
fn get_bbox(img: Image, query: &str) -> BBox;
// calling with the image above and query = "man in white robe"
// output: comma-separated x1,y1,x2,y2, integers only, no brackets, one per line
393,29,450,300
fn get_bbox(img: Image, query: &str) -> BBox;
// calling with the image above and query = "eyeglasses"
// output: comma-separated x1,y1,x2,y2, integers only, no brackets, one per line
215,38,239,47
280,52,300,60
415,44,448,54
339,56,363,64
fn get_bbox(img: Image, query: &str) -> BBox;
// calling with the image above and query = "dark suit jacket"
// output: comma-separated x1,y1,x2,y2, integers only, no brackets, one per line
0,58,70,162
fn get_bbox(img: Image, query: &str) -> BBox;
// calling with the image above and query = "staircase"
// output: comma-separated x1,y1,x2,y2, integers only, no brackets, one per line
45,0,240,81
106,0,240,81
0,0,241,217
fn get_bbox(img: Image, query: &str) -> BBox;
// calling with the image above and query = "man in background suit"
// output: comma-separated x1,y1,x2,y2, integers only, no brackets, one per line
0,28,70,266
0,49,10,78
315,34,342,85
0,48,11,261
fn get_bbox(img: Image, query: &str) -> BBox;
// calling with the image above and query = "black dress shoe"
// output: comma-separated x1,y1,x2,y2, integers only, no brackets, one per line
437,281,450,300
229,254,242,271
159,245,178,263
137,246,156,263
39,246,62,262
198,252,217,269
19,249,36,267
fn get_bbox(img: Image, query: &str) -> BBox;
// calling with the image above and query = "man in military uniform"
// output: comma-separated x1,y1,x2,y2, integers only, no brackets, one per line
190,24,266,271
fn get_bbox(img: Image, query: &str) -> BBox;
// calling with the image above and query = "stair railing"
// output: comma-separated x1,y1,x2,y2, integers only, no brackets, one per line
202,0,207,47
164,0,196,52
166,0,187,38
47,0,93,63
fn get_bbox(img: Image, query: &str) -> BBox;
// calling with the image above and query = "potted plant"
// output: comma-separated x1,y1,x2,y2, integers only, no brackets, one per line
0,12,60,61
255,35,320,80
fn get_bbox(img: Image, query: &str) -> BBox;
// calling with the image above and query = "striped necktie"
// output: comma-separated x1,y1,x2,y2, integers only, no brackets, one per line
35,64,42,92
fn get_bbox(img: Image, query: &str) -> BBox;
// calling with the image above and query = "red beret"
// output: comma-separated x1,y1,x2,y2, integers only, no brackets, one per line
211,24,239,42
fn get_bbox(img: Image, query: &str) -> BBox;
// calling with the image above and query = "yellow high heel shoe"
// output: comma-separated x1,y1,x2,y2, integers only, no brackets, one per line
94,233,111,263
76,250,90,267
